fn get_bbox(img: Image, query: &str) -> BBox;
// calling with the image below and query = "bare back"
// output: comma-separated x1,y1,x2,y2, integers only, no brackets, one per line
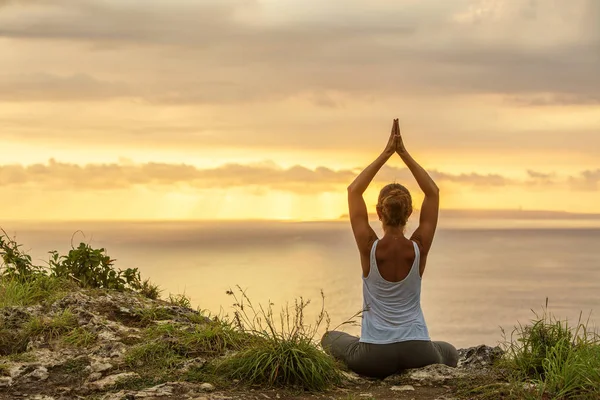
361,236,424,280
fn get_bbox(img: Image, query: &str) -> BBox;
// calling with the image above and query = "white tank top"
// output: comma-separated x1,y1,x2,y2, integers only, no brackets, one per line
359,239,431,344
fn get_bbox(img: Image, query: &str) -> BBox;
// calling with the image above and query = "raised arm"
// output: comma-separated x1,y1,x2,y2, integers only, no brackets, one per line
348,119,399,264
395,120,440,257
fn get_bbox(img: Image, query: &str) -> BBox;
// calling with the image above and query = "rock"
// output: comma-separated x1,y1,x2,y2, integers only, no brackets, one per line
407,364,466,385
88,372,140,391
359,394,373,397
341,370,364,383
457,345,504,369
130,383,174,397
91,361,113,373
88,372,103,381
0,376,13,387
29,366,49,381
191,397,209,400
8,364,26,378
30,396,55,400
199,382,215,392
97,330,119,342
391,385,415,391
179,357,207,373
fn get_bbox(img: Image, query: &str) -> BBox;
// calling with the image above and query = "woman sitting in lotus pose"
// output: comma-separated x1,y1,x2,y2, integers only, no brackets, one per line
321,119,458,378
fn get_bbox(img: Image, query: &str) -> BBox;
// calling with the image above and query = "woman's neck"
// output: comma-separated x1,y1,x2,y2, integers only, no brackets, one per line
382,224,405,237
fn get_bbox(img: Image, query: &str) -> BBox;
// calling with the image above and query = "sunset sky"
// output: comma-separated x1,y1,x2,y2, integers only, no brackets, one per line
1,0,599,220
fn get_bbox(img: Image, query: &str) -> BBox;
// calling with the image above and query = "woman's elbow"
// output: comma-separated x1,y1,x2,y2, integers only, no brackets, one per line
426,185,440,197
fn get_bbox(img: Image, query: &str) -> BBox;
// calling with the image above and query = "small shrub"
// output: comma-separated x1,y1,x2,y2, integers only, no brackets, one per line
499,300,600,399
136,278,162,300
0,229,45,281
49,243,141,291
0,230,160,300
219,337,340,391
168,292,192,309
216,286,341,391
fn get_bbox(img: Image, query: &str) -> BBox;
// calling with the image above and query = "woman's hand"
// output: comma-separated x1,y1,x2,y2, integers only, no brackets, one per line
394,119,408,155
383,118,400,157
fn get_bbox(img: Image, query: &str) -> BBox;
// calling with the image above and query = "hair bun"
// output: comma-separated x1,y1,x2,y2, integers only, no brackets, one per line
377,184,413,227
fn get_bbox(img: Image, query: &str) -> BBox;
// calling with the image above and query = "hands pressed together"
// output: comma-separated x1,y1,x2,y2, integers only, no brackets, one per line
383,118,407,157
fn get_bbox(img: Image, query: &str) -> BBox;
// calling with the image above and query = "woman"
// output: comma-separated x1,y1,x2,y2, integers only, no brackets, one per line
321,119,458,379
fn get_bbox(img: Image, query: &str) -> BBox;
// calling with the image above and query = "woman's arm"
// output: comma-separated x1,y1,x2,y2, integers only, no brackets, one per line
395,120,439,256
348,119,398,260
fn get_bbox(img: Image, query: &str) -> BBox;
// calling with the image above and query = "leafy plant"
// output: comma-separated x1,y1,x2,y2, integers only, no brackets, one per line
48,243,141,291
0,229,45,281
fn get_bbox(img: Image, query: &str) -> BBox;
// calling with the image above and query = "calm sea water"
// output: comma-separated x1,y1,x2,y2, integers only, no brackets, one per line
3,219,600,348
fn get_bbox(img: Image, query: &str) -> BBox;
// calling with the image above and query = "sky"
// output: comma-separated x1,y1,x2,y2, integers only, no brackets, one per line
1,0,599,220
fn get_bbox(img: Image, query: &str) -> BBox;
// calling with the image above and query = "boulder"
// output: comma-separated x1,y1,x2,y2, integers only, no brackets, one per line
457,345,504,369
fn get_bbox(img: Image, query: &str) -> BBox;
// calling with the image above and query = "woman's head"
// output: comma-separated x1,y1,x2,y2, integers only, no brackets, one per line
376,183,413,228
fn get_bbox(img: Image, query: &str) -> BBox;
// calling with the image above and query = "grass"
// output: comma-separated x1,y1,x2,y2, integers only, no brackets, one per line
1,307,82,356
121,288,342,392
121,317,252,388
217,337,340,391
125,340,185,370
2,351,37,363
168,292,192,308
0,274,77,308
61,327,98,347
214,286,341,391
25,309,79,340
458,299,600,400
132,305,176,324
137,278,162,300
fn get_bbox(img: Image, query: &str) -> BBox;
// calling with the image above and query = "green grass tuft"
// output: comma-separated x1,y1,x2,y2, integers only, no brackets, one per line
217,337,340,391
25,309,79,340
61,327,98,347
125,340,185,370
498,299,600,399
132,306,176,324
137,278,162,300
168,292,192,308
215,286,341,391
0,275,77,308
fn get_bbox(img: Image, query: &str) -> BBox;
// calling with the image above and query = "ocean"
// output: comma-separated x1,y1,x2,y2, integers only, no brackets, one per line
2,218,600,349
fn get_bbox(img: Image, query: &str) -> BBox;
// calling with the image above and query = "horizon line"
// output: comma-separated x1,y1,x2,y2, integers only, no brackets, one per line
3,208,600,224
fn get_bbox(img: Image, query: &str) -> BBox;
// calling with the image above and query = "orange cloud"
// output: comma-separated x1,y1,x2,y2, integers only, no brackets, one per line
2,159,592,193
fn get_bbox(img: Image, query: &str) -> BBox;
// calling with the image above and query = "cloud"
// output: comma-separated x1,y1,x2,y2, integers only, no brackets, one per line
0,0,598,104
528,170,554,179
0,159,524,192
570,169,600,191
0,73,131,101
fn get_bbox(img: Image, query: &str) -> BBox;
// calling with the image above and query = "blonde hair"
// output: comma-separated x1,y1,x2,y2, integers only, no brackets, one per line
377,183,413,227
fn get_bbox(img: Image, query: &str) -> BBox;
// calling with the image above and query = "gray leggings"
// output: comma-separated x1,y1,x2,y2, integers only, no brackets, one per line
321,331,459,378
